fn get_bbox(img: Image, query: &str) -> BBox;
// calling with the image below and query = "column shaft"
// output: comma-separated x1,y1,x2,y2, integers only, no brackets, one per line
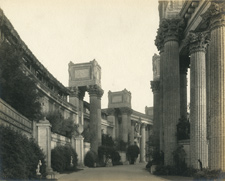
163,39,180,165
121,114,128,142
190,49,208,169
208,14,225,170
180,68,187,119
140,124,146,162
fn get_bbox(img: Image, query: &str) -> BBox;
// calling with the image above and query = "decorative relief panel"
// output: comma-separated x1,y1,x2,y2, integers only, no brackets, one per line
74,68,90,79
112,95,122,103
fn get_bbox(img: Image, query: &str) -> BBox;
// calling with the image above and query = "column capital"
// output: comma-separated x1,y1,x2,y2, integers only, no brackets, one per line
87,85,104,98
107,108,115,115
69,86,79,98
119,107,133,115
185,31,210,54
155,18,185,50
141,123,147,128
201,2,225,31
150,81,160,93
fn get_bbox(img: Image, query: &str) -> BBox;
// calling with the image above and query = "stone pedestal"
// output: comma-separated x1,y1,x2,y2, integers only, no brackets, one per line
36,118,52,173
151,81,160,151
204,3,225,170
188,32,208,169
88,85,103,154
72,135,84,165
140,123,146,162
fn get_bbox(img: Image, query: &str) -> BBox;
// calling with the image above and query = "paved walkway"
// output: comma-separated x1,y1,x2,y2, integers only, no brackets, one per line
56,163,193,181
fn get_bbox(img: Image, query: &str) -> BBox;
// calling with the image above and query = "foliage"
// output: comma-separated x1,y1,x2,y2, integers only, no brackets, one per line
176,116,190,140
126,145,140,164
172,145,187,174
84,150,97,168
0,125,46,180
115,140,127,152
193,168,225,180
146,149,164,168
0,42,42,121
45,111,77,138
51,145,78,173
98,134,121,166
82,125,91,142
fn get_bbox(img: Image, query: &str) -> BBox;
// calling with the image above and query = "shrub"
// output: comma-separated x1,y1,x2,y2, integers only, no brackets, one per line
84,150,97,167
51,145,78,173
0,125,46,180
193,168,225,180
126,145,140,164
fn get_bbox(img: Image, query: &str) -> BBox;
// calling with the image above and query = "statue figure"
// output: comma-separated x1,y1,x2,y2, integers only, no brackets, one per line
36,160,42,176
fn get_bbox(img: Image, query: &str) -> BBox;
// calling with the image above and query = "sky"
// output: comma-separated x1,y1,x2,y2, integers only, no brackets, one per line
0,0,159,113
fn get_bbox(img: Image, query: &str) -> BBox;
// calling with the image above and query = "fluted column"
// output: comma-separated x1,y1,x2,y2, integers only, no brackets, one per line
188,32,209,169
151,80,160,151
69,87,79,124
130,120,135,145
107,108,116,139
159,49,165,152
120,107,132,143
155,18,185,165
140,123,146,162
88,85,104,154
203,2,225,170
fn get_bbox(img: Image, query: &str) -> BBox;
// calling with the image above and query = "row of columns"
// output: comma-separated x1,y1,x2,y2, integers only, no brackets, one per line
107,107,150,162
153,1,225,170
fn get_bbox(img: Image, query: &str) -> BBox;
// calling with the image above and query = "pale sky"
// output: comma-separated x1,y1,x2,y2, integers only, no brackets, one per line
0,0,159,113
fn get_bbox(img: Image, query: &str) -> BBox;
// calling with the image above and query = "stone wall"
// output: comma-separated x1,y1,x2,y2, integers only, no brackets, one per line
51,133,71,149
0,98,32,138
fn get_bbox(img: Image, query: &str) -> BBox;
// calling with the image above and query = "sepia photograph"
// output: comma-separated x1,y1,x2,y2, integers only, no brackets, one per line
0,0,224,180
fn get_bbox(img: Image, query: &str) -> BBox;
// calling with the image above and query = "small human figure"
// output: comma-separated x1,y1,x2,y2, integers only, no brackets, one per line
198,159,203,171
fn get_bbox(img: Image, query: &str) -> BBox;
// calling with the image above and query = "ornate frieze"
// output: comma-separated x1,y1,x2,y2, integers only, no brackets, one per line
185,31,210,54
201,2,225,31
87,85,104,98
155,18,185,50
150,81,160,93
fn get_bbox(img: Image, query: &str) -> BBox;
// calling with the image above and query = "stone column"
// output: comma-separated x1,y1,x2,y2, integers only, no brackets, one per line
120,107,132,143
155,18,184,165
36,117,52,173
159,49,164,152
203,2,225,170
88,85,104,154
78,90,85,125
180,63,188,119
151,80,160,151
69,87,79,124
140,123,146,162
107,108,116,139
130,120,135,145
188,32,209,169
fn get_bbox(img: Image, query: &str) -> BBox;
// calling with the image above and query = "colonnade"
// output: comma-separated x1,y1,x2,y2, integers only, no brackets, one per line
153,1,225,171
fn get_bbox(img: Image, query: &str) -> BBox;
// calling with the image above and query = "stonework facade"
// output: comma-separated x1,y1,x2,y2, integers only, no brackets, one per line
153,0,225,170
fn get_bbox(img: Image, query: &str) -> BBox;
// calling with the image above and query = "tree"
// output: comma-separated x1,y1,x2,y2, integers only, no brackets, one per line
0,42,41,120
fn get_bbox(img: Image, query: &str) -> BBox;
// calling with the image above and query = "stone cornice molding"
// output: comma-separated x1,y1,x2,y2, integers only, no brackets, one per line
107,108,115,116
87,85,104,99
185,31,210,55
120,107,133,115
155,18,185,50
150,81,160,93
201,2,225,31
